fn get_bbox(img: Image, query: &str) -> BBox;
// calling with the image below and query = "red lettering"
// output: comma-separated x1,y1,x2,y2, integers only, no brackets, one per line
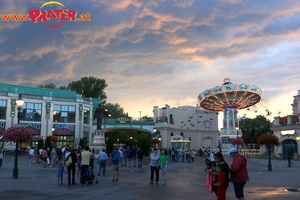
68,10,76,21
37,10,48,22
1,14,10,21
29,9,41,23
47,9,58,21
53,10,63,21
61,10,68,21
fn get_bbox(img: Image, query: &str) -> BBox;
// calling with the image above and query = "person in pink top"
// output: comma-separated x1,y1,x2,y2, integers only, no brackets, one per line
228,148,249,200
41,148,48,168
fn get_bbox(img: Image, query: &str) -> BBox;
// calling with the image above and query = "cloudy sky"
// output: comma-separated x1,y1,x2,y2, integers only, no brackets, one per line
1,0,300,119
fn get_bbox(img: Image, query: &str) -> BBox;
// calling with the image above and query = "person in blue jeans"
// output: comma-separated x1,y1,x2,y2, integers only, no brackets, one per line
159,149,169,185
80,146,91,185
98,149,108,176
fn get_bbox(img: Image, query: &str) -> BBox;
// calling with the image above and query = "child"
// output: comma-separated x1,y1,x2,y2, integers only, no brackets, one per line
205,158,212,171
213,164,227,200
57,156,64,185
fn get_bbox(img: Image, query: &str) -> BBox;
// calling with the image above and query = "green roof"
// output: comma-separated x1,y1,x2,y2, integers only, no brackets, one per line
0,82,78,98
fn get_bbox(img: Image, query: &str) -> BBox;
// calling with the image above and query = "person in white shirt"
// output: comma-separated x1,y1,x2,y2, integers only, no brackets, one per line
209,151,216,167
118,149,124,166
28,147,34,163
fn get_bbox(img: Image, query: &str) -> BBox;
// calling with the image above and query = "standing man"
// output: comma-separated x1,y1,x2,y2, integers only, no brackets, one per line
80,146,91,185
229,147,249,200
111,146,120,182
136,146,144,168
98,149,108,176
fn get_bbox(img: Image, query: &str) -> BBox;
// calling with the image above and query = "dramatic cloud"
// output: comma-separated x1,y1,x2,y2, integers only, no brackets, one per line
0,0,300,119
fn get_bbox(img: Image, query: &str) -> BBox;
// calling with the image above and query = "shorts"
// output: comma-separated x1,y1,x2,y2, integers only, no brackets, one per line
112,164,119,171
42,157,47,162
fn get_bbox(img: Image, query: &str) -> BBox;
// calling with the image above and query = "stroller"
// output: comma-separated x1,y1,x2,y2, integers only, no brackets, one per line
85,166,98,184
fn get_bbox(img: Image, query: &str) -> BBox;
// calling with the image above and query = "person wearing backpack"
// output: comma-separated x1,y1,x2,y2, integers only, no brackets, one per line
67,148,77,186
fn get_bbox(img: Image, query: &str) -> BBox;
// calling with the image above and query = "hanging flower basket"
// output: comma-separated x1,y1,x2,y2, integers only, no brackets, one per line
50,135,58,142
2,126,33,143
257,133,280,146
232,138,244,145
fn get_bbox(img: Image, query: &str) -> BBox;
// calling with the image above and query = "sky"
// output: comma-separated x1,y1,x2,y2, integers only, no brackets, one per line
0,0,300,120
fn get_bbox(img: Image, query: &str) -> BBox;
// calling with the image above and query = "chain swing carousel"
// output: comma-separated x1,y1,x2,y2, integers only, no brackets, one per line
198,78,263,151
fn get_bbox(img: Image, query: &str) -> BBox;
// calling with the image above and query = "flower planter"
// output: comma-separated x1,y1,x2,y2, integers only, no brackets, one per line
35,155,40,163
143,157,150,165
106,158,112,166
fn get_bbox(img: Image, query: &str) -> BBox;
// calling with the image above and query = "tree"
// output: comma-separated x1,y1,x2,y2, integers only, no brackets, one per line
102,103,127,118
58,86,67,90
67,76,108,103
239,115,270,143
44,136,52,151
37,139,44,154
38,83,56,89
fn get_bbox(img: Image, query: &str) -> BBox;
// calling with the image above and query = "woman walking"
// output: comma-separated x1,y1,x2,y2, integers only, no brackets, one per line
149,149,160,184
160,149,169,185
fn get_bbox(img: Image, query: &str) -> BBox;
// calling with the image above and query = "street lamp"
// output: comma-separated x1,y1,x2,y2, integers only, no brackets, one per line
236,127,239,151
266,119,272,172
13,94,24,178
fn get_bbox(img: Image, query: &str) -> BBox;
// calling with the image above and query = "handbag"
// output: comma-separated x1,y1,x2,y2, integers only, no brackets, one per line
66,156,72,167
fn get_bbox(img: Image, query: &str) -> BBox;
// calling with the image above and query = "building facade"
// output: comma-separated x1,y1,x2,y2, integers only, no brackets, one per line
0,83,96,150
272,90,300,158
153,104,219,149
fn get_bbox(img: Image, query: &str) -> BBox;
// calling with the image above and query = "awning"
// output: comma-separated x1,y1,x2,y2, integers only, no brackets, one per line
25,128,39,135
54,129,73,136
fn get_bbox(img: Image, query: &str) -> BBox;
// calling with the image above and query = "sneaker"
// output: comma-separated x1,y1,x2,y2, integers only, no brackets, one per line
115,179,118,182
162,182,166,185
155,182,158,184
111,179,115,182
149,181,153,184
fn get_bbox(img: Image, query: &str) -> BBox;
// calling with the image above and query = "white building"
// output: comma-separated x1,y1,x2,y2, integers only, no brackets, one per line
0,82,96,150
272,90,300,158
153,104,220,149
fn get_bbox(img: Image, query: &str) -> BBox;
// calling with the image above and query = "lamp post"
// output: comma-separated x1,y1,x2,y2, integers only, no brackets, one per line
13,94,24,178
236,127,239,151
267,121,272,171
139,111,142,122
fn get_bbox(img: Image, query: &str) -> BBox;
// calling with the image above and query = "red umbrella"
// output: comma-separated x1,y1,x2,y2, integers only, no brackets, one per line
232,138,244,145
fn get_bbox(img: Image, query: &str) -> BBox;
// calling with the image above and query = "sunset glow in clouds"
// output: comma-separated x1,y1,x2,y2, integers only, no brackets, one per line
1,0,300,119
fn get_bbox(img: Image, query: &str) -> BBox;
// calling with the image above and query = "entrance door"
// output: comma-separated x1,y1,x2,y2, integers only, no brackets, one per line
282,139,297,159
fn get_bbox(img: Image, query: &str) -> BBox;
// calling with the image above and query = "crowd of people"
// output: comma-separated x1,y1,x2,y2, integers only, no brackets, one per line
23,144,248,200
204,147,249,200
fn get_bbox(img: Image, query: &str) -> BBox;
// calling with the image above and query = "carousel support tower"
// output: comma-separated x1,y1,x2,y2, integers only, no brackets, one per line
198,78,263,149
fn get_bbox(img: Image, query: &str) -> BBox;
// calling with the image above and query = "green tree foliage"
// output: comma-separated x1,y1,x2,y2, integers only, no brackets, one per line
79,137,88,149
38,83,56,89
44,136,52,151
103,103,127,118
136,132,151,156
105,131,151,156
239,115,271,143
37,139,44,153
58,86,67,90
67,76,108,103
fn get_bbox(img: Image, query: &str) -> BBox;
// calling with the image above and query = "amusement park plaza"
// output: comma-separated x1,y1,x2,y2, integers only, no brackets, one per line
0,80,300,199
0,80,300,156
